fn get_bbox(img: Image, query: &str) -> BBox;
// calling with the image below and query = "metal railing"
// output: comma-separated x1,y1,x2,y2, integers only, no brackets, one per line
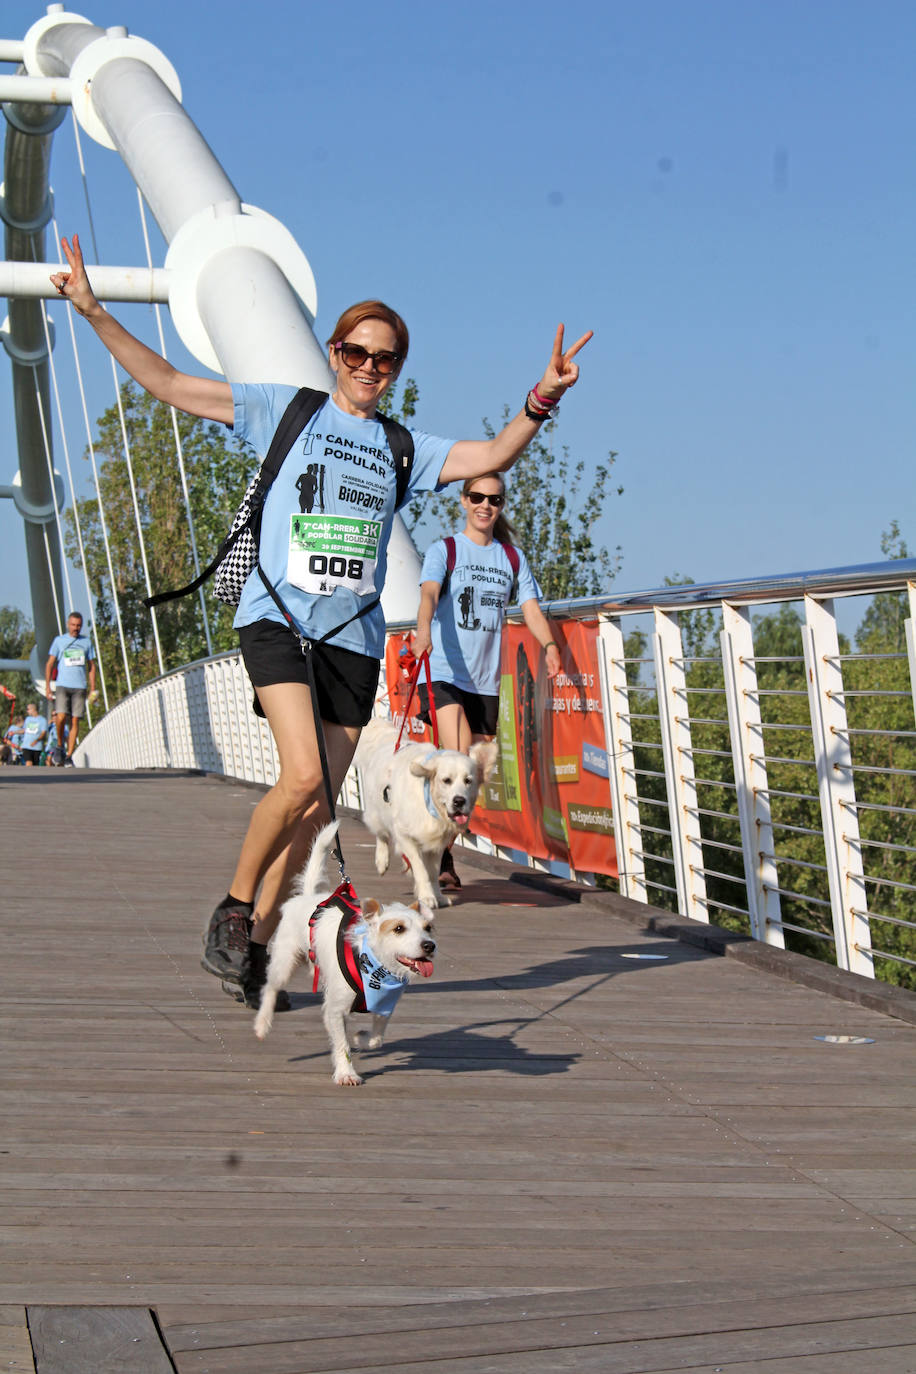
76,559,916,983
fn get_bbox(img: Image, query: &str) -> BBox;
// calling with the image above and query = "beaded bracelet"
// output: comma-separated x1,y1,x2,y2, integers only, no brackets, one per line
531,383,560,410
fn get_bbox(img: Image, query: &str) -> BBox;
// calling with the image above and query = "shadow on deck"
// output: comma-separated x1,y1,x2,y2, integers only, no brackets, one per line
2,769,914,1373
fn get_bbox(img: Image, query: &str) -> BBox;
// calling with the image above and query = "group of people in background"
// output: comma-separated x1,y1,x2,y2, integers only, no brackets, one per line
0,610,96,767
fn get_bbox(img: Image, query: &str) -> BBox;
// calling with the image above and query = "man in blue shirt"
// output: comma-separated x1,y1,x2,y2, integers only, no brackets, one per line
45,611,97,766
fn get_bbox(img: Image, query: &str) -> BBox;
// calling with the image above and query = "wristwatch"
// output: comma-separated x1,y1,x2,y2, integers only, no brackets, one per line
524,396,559,423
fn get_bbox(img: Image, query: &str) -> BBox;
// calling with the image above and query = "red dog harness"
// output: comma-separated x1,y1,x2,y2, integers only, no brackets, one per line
308,880,366,1009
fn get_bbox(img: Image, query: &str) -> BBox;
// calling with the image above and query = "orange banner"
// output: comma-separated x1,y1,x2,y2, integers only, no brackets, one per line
383,624,617,879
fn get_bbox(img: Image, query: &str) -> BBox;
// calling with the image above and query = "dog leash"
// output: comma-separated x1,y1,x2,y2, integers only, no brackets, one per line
255,563,383,883
394,646,439,751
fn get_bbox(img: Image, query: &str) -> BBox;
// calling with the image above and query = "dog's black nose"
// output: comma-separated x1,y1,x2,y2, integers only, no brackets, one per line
421,940,436,955
451,798,466,812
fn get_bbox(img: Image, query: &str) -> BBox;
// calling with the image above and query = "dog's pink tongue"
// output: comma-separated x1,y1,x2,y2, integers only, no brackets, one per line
451,813,469,828
416,959,434,978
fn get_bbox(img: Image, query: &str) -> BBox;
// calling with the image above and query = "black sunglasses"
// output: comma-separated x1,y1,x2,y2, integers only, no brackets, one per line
334,341,401,376
466,491,505,508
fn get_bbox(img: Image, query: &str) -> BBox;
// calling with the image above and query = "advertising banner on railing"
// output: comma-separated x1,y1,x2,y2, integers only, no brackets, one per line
384,622,617,878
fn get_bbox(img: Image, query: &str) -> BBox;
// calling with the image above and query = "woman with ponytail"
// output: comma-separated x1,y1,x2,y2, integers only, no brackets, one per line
412,473,561,887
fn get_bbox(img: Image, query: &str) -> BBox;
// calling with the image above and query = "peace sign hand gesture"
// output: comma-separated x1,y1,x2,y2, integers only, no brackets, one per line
50,234,102,321
536,323,594,402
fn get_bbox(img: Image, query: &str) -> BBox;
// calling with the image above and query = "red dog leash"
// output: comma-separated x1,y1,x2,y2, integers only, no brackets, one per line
394,646,438,751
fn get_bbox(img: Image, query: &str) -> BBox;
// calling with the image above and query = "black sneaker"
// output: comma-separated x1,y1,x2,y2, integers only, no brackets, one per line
201,902,252,984
439,846,461,890
222,942,291,1011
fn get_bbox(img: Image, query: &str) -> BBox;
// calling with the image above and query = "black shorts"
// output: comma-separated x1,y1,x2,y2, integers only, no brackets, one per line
21,747,43,764
418,680,499,737
238,619,379,728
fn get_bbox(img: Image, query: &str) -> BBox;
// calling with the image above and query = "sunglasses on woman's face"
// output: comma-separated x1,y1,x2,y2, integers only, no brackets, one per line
466,491,505,508
334,341,401,375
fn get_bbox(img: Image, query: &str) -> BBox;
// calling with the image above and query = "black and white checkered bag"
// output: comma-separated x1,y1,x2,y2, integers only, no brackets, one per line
212,473,262,606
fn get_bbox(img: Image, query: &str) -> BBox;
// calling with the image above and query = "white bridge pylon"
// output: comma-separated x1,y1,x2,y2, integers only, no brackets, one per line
1,6,422,677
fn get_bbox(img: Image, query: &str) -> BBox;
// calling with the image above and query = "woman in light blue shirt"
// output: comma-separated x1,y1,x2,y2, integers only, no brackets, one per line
53,232,591,1006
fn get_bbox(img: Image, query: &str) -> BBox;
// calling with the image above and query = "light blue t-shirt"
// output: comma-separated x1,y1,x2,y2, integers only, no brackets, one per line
22,714,48,750
232,385,452,658
47,634,94,689
421,533,540,695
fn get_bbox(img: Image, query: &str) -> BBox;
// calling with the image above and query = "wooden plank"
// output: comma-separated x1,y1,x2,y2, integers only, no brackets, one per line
26,1307,173,1374
161,1284,916,1356
167,1313,916,1373
0,1306,35,1373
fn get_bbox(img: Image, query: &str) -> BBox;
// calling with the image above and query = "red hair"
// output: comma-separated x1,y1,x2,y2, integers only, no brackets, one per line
326,300,409,359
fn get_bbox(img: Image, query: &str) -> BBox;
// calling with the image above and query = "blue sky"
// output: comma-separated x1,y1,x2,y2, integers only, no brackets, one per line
2,0,913,627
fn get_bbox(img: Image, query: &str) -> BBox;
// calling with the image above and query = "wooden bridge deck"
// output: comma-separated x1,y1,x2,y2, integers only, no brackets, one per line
1,769,914,1373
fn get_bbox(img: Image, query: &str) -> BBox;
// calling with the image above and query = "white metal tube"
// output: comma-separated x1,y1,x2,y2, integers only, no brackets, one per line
195,246,330,387
89,58,240,241
0,76,72,103
0,260,169,300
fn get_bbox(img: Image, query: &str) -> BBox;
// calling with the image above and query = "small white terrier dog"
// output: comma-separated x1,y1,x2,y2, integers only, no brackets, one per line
354,717,498,908
254,821,437,1086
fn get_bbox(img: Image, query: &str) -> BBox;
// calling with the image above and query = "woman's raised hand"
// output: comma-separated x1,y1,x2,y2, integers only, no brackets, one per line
50,234,100,320
538,323,594,401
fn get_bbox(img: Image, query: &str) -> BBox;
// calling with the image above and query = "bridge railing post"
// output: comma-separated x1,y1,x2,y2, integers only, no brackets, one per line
802,595,873,977
653,608,709,923
720,602,785,946
597,615,648,902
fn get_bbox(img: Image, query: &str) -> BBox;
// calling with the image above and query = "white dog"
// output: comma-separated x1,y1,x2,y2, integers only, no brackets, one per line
254,821,436,1086
354,717,498,909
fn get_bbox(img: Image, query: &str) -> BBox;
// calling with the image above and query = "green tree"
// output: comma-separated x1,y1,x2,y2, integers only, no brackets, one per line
405,408,623,600
65,382,254,704
0,605,35,709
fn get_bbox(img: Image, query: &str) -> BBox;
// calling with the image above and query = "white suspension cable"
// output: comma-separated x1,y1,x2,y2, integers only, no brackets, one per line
41,523,63,634
55,221,134,696
107,359,165,676
30,365,74,616
71,116,165,676
136,188,213,655
69,118,164,678
37,283,111,713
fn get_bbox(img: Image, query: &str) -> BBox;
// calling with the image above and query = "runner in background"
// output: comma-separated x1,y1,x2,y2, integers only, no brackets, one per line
412,472,562,888
45,611,97,766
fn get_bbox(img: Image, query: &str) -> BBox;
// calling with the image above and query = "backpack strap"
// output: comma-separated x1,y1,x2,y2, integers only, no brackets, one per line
439,535,457,595
145,387,328,609
376,412,415,511
502,542,520,602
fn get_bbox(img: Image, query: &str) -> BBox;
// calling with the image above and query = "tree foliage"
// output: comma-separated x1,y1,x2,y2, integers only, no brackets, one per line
65,382,254,703
404,406,623,600
0,605,35,710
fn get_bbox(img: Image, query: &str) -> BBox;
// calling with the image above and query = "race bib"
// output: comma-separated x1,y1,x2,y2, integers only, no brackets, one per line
287,514,381,597
62,647,86,667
